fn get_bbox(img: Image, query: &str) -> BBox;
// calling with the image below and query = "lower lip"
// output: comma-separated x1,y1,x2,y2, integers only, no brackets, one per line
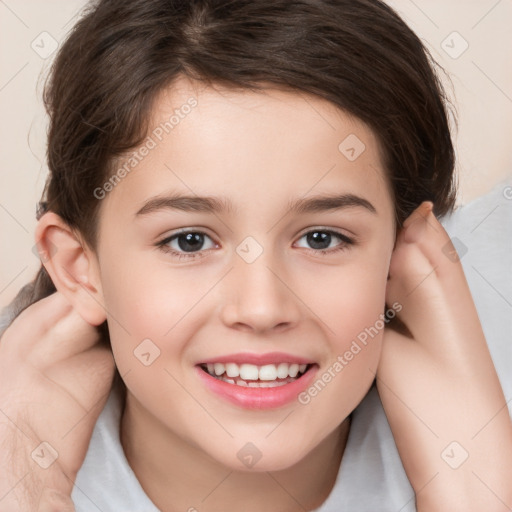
195,365,318,410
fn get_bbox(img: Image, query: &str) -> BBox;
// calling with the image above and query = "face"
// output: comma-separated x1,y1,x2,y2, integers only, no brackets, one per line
93,76,396,471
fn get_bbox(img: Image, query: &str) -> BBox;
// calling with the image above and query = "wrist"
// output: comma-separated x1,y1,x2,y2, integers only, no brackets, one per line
0,487,75,512
0,421,74,511
413,450,512,512
37,488,76,512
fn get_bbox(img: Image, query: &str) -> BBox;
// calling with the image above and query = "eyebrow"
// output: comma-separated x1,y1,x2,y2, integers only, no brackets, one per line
135,192,377,217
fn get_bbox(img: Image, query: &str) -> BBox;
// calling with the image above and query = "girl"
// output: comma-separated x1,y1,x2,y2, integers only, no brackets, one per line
1,0,511,510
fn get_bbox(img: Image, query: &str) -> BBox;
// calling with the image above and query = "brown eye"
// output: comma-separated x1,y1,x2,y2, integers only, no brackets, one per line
295,229,354,254
157,230,216,259
175,232,206,252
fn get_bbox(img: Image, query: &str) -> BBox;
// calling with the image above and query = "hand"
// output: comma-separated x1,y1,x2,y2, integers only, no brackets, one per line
0,291,115,511
377,202,512,511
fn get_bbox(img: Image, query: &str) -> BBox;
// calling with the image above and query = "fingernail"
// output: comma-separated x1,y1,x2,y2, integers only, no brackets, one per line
403,201,433,228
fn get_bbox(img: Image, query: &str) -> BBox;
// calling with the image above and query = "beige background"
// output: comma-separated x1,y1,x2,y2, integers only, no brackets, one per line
1,0,511,309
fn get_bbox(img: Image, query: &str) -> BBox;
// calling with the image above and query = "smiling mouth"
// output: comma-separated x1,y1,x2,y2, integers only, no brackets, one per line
199,362,312,388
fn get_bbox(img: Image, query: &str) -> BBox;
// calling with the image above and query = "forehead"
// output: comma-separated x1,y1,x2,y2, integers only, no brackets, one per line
100,76,392,220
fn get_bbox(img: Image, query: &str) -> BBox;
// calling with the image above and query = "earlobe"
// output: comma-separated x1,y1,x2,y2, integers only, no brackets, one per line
34,212,107,326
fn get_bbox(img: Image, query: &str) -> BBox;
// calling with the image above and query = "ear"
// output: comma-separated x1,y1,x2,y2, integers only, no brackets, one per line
34,212,107,326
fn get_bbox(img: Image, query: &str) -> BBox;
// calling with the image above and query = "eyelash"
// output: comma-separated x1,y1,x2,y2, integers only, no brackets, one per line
156,228,354,261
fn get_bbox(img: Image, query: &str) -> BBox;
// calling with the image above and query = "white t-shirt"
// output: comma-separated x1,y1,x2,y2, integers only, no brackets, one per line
71,382,415,512
2,182,511,511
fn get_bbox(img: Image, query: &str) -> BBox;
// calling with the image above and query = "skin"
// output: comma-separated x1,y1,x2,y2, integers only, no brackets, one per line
3,75,510,510
0,293,114,511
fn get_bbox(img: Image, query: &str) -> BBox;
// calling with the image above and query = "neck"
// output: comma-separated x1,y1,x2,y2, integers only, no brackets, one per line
120,390,350,512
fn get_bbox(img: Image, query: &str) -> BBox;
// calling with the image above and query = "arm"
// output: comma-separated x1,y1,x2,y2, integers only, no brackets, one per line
378,202,512,511
0,427,75,512
0,292,115,511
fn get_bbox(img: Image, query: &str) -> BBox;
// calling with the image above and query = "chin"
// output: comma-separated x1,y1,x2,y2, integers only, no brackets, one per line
204,438,314,474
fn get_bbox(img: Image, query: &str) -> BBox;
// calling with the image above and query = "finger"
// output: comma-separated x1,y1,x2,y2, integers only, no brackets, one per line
3,292,103,362
45,345,115,411
11,291,71,330
387,202,444,337
404,206,479,325
1,292,72,352
386,202,485,359
42,306,104,356
401,201,467,287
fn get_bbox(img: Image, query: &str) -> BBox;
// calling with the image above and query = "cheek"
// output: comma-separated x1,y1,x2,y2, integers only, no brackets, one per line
300,250,390,349
293,252,389,425
336,255,390,361
98,255,213,377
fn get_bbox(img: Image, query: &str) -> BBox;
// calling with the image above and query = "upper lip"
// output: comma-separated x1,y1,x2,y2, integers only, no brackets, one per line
198,352,315,366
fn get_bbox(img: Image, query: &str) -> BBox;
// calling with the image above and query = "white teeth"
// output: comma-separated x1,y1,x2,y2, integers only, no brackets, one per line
288,364,299,378
214,363,225,376
225,363,239,378
204,361,310,383
259,364,277,381
239,364,259,380
276,363,289,379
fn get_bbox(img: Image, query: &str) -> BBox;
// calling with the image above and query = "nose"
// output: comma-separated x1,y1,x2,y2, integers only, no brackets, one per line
219,249,301,334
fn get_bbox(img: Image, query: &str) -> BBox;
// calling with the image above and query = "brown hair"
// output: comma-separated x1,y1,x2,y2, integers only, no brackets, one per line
3,0,456,332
